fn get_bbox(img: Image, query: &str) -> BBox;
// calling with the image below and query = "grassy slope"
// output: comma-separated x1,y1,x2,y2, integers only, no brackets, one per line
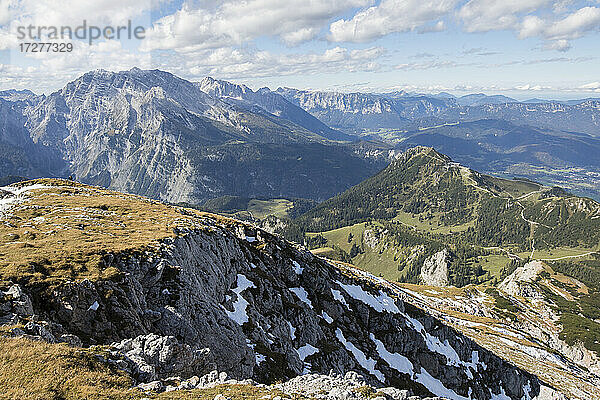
0,179,239,290
0,333,291,400
0,334,136,400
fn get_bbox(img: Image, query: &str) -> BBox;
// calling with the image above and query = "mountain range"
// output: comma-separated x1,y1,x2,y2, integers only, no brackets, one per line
1,68,600,202
0,69,386,204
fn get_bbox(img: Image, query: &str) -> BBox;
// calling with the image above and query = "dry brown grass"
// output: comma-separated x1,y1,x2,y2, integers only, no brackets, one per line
0,334,298,400
0,336,137,400
0,179,217,288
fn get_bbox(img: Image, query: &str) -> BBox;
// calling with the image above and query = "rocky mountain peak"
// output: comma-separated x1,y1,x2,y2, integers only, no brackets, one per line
197,76,252,98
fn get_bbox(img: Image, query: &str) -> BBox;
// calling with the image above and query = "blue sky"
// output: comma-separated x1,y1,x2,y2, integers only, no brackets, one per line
1,0,599,99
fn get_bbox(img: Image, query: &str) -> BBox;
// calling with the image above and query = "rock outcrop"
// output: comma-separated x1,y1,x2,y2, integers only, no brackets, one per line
420,249,449,287
499,260,544,298
1,221,543,399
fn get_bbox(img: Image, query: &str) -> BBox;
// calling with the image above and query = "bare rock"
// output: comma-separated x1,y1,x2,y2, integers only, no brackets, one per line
112,333,211,382
420,249,449,287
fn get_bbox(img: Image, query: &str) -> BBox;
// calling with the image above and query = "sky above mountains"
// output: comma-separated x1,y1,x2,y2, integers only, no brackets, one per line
0,0,599,99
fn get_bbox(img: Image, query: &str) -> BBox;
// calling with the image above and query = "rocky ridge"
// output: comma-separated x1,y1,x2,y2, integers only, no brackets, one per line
0,180,552,399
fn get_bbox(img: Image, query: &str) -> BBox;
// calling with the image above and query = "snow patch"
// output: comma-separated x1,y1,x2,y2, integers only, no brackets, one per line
287,320,296,340
292,260,304,275
0,184,48,214
370,334,413,375
297,344,319,361
321,311,333,323
88,301,99,311
416,367,470,400
225,274,256,325
401,312,425,333
335,328,384,382
255,353,266,364
290,287,313,308
331,288,351,310
425,334,461,367
336,281,399,314
489,385,511,400
297,343,319,374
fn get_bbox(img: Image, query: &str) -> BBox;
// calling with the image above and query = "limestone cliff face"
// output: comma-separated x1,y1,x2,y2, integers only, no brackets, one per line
420,249,450,287
2,218,543,400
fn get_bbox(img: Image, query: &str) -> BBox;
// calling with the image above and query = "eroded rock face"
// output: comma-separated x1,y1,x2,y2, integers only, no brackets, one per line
112,334,212,382
420,249,449,287
0,284,34,324
499,260,544,298
0,219,542,399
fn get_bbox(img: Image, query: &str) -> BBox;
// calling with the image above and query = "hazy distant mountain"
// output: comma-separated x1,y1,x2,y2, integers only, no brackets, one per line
441,100,600,136
0,89,40,103
456,93,517,106
396,119,600,199
400,119,600,168
276,88,455,132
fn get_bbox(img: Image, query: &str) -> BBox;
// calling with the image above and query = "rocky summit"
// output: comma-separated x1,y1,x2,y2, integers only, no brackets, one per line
0,179,564,399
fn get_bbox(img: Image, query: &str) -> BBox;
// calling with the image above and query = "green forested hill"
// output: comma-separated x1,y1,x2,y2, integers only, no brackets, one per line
283,147,600,287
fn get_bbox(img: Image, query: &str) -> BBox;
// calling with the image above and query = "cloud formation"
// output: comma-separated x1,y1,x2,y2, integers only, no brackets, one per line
142,0,371,51
328,0,456,42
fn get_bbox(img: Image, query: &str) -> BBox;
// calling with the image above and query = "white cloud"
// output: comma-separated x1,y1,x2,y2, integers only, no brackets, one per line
178,46,385,80
0,40,152,93
514,83,548,91
519,15,546,38
459,0,552,32
142,0,371,51
517,6,600,51
328,0,456,42
0,0,14,26
544,39,571,51
543,6,600,40
395,60,474,70
8,0,156,27
579,81,600,91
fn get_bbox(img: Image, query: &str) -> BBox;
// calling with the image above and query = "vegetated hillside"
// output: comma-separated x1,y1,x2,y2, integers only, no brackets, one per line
0,179,550,399
397,119,600,200
396,261,600,400
287,147,600,287
276,147,600,397
0,69,386,204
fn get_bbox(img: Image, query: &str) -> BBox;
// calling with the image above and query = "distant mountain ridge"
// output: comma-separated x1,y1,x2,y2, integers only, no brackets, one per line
276,87,455,131
2,68,600,203
197,77,352,141
0,68,386,203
